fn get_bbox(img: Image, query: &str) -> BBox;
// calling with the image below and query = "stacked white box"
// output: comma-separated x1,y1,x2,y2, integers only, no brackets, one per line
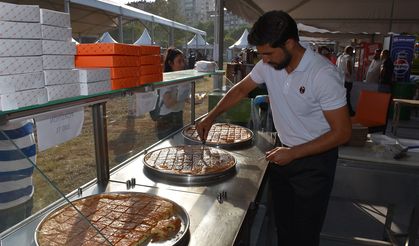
78,68,111,83
44,69,78,85
40,8,80,102
41,25,72,41
0,72,44,94
80,81,111,95
0,21,41,39
0,3,46,111
40,9,70,27
77,68,111,95
0,2,40,22
42,55,74,70
0,39,42,56
46,84,80,101
0,88,47,111
42,40,76,55
0,56,43,76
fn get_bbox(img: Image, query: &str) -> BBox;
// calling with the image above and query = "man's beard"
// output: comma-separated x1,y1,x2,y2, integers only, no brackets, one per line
269,48,292,70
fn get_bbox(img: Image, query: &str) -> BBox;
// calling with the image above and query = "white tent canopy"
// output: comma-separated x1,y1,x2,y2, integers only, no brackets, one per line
224,0,419,35
133,29,153,45
229,29,252,50
5,0,206,37
96,32,118,43
185,34,213,50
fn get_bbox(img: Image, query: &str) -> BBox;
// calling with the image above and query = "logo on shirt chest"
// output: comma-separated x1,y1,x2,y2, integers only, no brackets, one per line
299,86,305,94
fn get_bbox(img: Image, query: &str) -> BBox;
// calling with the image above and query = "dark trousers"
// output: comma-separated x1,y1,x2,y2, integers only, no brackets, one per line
344,81,355,115
268,147,338,246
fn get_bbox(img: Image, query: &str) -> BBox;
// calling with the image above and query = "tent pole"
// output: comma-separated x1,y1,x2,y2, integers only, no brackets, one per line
389,0,395,33
63,0,70,13
118,15,123,43
213,0,224,90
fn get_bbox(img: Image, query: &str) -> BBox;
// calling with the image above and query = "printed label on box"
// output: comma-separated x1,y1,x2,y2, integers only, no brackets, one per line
0,40,42,57
0,72,44,94
44,69,78,85
40,9,71,27
43,55,75,70
41,25,72,41
0,2,40,23
42,40,76,55
0,56,43,76
77,68,110,83
0,21,41,39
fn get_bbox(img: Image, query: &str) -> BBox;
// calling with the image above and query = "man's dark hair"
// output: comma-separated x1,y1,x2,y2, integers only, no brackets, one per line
248,10,299,48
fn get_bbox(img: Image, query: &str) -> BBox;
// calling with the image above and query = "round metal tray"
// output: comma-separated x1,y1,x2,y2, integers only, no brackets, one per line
35,192,190,246
182,123,253,149
143,145,237,186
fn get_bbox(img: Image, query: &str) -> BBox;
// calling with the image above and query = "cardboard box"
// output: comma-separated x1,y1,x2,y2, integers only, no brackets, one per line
80,80,111,95
111,77,139,90
138,45,160,55
46,83,80,101
44,69,78,85
77,68,110,83
0,2,40,23
111,67,139,79
76,43,140,56
43,55,75,70
139,64,162,75
40,9,71,27
42,40,76,55
75,55,138,68
139,73,163,85
0,88,47,111
0,21,41,39
139,55,161,65
0,72,44,94
0,39,42,57
41,25,72,41
0,56,43,76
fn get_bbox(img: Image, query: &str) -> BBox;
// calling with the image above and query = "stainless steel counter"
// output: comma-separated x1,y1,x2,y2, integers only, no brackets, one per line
0,130,276,246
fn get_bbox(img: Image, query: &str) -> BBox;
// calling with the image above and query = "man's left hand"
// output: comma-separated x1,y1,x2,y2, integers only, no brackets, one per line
265,147,296,166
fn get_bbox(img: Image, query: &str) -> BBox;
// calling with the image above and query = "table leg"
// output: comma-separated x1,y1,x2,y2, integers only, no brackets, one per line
392,102,401,136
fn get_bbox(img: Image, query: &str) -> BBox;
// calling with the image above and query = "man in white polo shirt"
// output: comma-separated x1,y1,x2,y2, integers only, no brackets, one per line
196,11,351,246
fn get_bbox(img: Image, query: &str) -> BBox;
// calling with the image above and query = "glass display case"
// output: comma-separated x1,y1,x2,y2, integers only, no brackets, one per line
0,69,278,246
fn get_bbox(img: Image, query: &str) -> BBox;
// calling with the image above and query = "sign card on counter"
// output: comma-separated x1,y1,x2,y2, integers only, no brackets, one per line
35,107,84,151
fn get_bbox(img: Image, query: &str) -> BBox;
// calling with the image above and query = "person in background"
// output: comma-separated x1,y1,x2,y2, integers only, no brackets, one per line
365,48,382,83
196,10,351,246
317,46,333,64
379,49,394,92
0,119,36,233
153,47,188,140
337,46,355,116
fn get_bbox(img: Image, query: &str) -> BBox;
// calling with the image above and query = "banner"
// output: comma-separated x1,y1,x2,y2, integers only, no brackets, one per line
391,35,416,82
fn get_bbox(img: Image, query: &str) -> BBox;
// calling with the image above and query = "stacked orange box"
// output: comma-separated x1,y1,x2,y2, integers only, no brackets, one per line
75,43,141,90
137,45,163,85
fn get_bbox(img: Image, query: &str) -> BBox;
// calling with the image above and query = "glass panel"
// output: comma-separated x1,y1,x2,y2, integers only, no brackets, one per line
107,95,159,166
0,120,109,245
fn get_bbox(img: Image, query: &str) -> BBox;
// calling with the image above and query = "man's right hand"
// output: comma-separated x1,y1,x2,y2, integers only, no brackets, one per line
196,116,214,143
